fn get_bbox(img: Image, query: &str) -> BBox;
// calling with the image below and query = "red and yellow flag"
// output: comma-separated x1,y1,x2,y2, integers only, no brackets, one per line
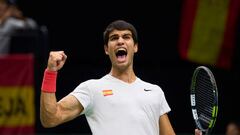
178,0,240,69
0,54,35,135
102,90,113,96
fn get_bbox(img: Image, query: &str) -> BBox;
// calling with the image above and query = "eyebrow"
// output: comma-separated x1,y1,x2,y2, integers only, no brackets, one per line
109,33,132,38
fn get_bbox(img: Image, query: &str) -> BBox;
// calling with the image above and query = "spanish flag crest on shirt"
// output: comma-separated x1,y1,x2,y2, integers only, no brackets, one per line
102,90,113,96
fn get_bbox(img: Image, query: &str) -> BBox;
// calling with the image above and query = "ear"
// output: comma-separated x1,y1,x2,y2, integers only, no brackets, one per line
104,45,109,55
134,43,138,53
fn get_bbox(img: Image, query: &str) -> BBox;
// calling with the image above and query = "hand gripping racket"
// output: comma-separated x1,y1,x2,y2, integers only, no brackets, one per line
190,66,218,135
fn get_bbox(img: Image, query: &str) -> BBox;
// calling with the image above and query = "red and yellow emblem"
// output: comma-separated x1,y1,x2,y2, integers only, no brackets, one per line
102,90,113,96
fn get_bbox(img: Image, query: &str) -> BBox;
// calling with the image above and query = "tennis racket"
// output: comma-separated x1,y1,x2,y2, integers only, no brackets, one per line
190,66,218,135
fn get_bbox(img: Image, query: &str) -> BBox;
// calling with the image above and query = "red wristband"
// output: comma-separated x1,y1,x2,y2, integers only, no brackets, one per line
41,69,57,93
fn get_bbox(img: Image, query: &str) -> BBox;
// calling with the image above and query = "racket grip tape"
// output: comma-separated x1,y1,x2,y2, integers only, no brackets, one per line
41,69,58,93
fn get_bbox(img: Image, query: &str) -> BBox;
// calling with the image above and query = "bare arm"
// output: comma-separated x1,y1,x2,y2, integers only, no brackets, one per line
40,51,84,128
40,93,84,127
159,113,176,135
159,113,202,135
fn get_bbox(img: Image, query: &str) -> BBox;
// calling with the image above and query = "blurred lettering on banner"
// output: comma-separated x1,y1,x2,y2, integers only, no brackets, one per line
0,54,35,135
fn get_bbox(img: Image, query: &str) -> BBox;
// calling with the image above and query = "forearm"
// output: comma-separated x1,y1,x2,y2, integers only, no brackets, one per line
40,69,59,127
40,92,59,128
40,51,68,127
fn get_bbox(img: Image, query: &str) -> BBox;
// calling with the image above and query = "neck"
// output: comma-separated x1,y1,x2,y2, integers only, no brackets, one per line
109,66,136,84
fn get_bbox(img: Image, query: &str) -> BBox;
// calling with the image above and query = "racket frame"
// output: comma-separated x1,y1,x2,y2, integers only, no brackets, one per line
190,66,218,135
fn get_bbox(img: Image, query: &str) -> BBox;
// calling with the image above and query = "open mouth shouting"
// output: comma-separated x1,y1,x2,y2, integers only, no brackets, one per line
115,48,127,63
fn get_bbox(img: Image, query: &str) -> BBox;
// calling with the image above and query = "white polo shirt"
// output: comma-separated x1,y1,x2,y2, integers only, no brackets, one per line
70,74,171,135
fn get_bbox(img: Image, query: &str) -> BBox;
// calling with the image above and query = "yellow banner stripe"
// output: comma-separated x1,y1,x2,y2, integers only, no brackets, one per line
0,86,35,126
188,0,230,65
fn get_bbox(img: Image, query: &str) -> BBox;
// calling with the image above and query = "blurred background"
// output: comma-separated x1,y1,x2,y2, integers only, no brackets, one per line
0,0,239,135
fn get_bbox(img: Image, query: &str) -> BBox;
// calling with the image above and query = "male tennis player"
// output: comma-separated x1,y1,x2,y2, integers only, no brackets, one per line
40,20,201,135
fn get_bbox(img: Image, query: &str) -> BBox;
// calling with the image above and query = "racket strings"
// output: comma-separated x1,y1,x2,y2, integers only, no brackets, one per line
197,87,213,104
190,66,218,132
195,70,215,128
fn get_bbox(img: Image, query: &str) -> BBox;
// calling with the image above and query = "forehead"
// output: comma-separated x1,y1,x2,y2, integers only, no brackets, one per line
109,30,132,37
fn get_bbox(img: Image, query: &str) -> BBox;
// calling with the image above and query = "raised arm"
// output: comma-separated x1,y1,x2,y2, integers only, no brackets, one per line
40,51,84,128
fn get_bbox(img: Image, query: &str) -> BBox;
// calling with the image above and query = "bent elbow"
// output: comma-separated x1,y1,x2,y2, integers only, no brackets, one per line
40,114,59,128
40,118,58,128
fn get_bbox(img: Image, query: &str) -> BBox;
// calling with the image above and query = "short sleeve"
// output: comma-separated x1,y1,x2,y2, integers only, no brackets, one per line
159,91,171,116
70,81,93,115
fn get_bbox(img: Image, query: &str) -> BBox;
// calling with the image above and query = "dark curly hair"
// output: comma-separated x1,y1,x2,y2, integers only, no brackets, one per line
103,20,138,45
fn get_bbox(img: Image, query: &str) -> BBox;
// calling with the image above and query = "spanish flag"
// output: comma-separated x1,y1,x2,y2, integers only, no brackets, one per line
102,90,113,96
0,54,35,135
178,0,240,69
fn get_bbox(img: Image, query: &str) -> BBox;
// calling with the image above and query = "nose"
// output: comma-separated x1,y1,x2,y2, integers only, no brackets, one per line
117,37,124,45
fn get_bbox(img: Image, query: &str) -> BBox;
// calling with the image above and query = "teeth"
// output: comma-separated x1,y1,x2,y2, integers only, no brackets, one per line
116,48,127,53
117,48,126,51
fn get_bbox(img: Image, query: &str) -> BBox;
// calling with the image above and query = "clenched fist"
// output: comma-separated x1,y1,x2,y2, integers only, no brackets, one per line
46,51,67,72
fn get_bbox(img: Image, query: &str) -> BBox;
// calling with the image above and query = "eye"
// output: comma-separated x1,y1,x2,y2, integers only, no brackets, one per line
122,34,132,40
109,35,119,41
